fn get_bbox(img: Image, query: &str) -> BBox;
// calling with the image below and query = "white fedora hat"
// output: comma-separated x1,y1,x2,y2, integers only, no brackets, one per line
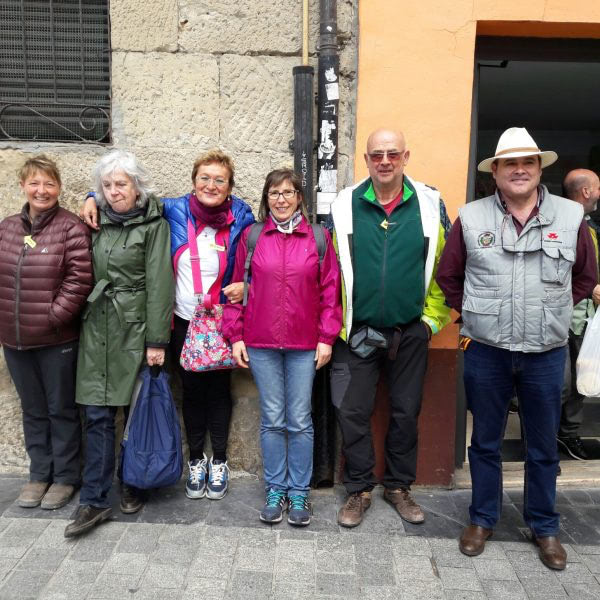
478,127,558,173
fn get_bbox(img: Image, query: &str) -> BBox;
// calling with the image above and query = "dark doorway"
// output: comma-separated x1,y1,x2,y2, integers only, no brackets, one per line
458,36,600,468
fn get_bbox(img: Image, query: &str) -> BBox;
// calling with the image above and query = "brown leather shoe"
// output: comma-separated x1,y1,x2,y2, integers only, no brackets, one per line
459,525,493,556
383,488,425,524
534,536,567,570
17,481,50,508
338,491,371,528
40,484,76,510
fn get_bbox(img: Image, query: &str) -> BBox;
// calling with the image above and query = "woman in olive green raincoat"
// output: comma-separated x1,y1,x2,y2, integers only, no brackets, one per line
65,150,174,539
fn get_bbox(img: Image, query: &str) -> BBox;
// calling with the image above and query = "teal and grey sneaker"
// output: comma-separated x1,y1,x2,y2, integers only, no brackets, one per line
259,489,287,523
206,458,229,500
186,454,207,499
287,495,312,526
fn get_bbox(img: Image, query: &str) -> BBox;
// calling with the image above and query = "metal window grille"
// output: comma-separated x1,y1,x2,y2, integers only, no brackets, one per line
0,0,111,143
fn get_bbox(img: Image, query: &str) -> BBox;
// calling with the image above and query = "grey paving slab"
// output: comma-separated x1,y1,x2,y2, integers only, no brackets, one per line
137,485,210,524
355,559,396,586
139,561,189,589
562,582,600,599
182,577,227,600
115,522,164,553
14,547,69,573
31,520,77,550
395,580,446,599
316,549,355,574
517,573,568,600
228,569,273,598
444,592,488,600
392,534,432,556
315,572,358,596
394,554,438,581
87,572,142,598
554,560,598,584
102,551,149,576
0,568,53,599
70,539,116,562
0,559,16,585
481,580,528,599
439,566,483,591
150,541,196,565
473,558,519,581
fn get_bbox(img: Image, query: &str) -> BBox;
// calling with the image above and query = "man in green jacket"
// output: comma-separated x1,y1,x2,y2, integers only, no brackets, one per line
329,128,451,528
558,168,600,460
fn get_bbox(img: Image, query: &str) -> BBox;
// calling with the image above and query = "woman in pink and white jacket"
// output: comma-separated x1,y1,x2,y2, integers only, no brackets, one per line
223,168,341,527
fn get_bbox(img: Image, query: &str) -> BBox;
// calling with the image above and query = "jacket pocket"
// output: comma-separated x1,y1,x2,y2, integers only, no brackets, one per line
542,290,571,345
541,246,575,285
462,295,502,344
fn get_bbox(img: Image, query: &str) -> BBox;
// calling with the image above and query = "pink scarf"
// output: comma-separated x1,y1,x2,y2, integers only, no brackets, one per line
189,192,232,230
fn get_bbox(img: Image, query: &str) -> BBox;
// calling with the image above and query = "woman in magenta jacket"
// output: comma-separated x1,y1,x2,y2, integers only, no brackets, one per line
223,168,341,527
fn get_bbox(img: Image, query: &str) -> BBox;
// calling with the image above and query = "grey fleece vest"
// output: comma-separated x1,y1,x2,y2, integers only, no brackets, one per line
459,187,583,353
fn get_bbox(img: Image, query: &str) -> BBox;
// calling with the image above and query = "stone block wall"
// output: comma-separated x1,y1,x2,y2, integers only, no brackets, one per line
0,0,358,474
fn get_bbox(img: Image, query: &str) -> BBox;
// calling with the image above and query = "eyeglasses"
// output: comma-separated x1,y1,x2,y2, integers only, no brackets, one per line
268,189,298,201
196,175,229,187
367,150,405,163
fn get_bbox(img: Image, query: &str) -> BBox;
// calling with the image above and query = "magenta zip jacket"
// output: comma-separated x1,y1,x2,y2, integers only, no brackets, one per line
222,216,342,350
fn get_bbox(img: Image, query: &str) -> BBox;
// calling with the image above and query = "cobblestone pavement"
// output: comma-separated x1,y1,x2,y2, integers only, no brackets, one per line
1,474,600,599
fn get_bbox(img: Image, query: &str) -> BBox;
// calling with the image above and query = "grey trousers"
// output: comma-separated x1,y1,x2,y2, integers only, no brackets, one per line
559,330,585,438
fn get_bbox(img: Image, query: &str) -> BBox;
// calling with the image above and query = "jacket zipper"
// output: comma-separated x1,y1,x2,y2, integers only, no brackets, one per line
280,234,287,348
15,244,28,349
379,225,389,323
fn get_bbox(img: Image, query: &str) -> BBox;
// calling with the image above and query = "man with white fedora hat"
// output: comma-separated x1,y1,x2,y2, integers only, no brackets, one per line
437,127,597,569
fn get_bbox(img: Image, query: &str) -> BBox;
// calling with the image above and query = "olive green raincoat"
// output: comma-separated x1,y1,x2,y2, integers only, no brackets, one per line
76,195,174,406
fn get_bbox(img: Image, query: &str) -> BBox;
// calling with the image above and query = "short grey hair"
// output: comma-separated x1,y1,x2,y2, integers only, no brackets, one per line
94,149,154,209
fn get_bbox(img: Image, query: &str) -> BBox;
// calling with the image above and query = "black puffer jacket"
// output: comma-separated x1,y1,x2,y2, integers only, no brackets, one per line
0,203,93,349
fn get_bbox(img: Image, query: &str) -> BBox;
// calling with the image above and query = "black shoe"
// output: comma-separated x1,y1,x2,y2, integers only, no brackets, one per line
120,484,144,514
557,436,589,460
557,464,562,477
64,505,112,538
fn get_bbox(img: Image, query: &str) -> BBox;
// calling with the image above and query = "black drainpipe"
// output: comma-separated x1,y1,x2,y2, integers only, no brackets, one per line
292,65,315,218
316,0,339,224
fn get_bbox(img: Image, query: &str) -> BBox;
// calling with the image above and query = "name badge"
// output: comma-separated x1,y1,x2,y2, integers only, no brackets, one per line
23,235,36,248
209,242,226,251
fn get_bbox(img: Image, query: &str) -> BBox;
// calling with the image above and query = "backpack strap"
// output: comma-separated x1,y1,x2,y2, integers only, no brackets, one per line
311,223,326,266
242,222,265,307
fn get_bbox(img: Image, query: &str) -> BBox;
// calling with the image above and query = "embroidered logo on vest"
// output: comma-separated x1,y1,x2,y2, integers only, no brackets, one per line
477,232,495,247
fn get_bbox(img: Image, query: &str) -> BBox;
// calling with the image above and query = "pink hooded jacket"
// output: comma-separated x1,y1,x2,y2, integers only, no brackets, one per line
222,216,342,350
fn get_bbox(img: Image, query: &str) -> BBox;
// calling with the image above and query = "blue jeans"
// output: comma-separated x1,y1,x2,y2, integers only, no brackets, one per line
464,341,566,537
79,405,118,508
248,348,316,497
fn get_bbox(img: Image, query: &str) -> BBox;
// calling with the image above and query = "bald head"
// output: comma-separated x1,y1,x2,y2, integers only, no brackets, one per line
366,128,407,154
563,168,600,214
364,128,410,197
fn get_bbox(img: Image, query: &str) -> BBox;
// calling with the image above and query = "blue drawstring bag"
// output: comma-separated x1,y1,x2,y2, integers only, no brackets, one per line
121,366,183,489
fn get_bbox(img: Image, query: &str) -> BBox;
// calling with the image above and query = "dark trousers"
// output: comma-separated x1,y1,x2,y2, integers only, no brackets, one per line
330,322,429,493
79,405,118,508
560,330,585,438
170,315,232,461
464,341,566,537
4,342,81,486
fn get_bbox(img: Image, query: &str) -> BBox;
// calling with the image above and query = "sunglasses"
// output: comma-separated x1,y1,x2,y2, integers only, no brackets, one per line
367,150,405,163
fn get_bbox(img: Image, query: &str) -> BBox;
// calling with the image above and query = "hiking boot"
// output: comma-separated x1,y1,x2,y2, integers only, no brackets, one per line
64,505,112,538
17,481,50,508
557,435,588,460
287,495,312,527
40,483,75,510
337,490,371,528
186,455,208,499
383,488,425,524
120,484,144,514
206,458,229,500
259,489,287,523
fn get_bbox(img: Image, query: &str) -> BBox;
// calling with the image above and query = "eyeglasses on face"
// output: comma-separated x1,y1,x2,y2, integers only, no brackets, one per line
367,150,405,163
268,189,298,201
196,175,229,187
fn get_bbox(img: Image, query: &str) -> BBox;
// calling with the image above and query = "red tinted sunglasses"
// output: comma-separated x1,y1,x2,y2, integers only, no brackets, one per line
367,150,405,163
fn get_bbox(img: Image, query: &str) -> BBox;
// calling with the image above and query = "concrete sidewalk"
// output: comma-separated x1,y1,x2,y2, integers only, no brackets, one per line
1,474,600,599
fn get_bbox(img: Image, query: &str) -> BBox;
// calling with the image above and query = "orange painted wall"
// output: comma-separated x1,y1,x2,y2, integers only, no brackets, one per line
355,0,600,350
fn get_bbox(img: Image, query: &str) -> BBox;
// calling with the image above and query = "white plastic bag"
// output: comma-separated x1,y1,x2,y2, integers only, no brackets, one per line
576,309,600,397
